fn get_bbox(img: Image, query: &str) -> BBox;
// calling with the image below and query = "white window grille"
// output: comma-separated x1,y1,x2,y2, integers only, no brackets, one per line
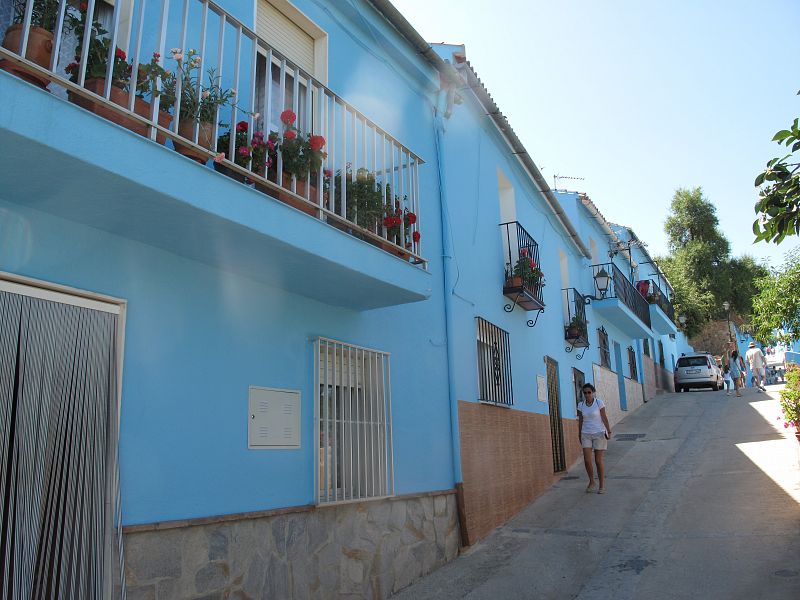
315,338,394,504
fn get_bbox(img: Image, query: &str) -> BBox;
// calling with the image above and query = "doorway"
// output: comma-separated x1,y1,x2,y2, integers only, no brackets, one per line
0,279,123,599
545,357,566,472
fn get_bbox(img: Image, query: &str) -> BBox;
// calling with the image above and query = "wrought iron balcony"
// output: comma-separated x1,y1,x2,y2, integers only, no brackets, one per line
590,262,652,330
563,288,589,356
635,279,675,323
501,221,545,317
0,0,425,266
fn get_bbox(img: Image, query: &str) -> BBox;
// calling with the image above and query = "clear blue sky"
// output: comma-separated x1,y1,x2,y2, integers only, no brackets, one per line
391,0,800,267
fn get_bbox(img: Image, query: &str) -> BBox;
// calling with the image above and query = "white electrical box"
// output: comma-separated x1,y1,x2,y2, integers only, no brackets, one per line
248,387,301,449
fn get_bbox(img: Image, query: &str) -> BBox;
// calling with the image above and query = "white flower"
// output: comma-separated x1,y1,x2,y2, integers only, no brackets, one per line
201,90,210,99
173,52,183,61
253,112,260,119
170,47,181,55
230,88,237,96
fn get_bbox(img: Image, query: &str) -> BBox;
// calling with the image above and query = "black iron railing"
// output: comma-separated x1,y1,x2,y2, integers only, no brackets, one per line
591,262,652,329
563,288,589,348
501,222,545,311
635,279,675,323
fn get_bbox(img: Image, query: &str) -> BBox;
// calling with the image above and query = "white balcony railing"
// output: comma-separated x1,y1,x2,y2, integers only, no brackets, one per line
0,0,425,266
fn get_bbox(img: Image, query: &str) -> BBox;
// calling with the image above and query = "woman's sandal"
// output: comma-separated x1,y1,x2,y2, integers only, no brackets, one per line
598,488,605,494
586,483,596,493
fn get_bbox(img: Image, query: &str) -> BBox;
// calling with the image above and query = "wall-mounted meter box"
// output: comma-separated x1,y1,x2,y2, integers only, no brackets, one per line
248,386,301,449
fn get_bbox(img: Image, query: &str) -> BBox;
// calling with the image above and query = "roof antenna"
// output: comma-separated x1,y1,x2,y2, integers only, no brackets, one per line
553,174,585,190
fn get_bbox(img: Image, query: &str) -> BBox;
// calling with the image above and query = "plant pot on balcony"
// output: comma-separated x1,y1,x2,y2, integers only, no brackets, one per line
566,325,582,341
0,25,53,89
68,79,173,144
174,120,215,163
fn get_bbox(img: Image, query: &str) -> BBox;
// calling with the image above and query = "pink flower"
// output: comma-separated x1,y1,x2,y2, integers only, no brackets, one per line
324,168,333,178
267,140,276,150
520,247,528,257
214,152,225,163
201,90,210,99
784,422,789,428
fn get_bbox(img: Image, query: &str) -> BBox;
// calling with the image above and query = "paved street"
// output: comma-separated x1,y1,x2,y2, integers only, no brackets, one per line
392,386,800,600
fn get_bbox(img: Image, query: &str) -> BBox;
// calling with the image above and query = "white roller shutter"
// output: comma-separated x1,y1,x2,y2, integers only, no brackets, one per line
257,0,315,76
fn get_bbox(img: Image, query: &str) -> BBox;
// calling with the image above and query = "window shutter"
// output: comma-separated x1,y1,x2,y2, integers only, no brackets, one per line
256,0,315,76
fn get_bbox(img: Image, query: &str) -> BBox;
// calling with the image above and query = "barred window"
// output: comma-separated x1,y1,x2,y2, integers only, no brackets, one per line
643,339,650,357
598,327,611,370
315,338,393,504
628,346,638,380
476,317,513,406
658,340,665,367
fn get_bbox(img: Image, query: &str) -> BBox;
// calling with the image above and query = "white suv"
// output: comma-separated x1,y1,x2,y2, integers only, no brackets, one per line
674,353,723,392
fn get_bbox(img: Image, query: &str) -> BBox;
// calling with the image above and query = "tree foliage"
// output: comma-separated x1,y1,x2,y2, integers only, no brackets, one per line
753,90,800,244
751,248,800,344
658,188,767,338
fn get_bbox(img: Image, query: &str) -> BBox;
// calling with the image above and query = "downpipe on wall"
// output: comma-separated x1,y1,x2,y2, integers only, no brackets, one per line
433,84,469,542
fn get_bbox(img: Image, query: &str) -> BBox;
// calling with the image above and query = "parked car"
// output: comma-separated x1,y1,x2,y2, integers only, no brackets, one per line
675,353,723,392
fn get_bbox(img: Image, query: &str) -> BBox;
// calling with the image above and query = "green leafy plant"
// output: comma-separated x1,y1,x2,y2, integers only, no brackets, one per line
63,5,130,87
779,365,800,430
277,109,327,180
157,48,235,123
11,0,60,30
383,198,419,247
332,166,385,228
509,247,544,289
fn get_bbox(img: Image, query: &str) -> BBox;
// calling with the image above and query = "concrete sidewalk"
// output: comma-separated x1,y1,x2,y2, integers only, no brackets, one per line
392,386,800,600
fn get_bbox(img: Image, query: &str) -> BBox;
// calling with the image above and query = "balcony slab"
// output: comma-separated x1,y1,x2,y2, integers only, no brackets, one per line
649,303,678,336
0,72,432,310
591,297,652,339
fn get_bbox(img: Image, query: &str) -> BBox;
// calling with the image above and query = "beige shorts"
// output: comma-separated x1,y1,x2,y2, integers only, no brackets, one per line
581,432,608,450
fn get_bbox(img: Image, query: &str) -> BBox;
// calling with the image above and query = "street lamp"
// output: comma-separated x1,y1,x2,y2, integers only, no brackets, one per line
678,314,687,328
584,267,612,304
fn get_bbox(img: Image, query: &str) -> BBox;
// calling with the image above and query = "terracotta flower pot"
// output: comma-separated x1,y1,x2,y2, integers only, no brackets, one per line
254,169,319,216
505,276,524,289
68,78,173,144
174,120,215,163
0,25,54,88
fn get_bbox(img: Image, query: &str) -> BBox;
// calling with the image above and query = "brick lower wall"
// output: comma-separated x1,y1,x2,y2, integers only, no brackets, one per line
592,364,624,426
457,401,579,545
624,377,644,412
655,363,675,393
642,355,657,400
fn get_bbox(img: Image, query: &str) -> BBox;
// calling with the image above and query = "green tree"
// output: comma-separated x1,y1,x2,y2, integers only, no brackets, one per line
751,248,800,343
753,91,800,244
658,188,766,337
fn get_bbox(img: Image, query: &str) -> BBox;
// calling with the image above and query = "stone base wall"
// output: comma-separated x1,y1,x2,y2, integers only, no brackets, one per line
642,355,657,401
624,377,644,413
457,402,577,545
592,364,624,426
123,491,460,600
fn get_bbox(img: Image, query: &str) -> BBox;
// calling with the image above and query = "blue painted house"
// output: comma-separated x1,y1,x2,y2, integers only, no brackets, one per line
0,2,695,597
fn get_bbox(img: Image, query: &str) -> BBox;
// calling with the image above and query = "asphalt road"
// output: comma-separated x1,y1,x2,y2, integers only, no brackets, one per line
391,386,800,600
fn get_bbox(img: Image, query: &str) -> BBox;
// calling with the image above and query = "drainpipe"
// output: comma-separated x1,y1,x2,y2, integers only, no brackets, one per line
433,86,464,525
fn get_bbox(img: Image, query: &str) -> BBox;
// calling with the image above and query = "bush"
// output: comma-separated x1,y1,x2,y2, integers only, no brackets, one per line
779,365,800,429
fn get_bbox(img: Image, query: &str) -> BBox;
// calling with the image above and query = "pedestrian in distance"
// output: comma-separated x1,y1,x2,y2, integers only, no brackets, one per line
745,342,767,392
722,364,733,396
728,350,745,397
577,383,612,494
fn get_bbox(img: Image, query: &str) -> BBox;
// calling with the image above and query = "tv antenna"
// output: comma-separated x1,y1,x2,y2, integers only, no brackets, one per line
553,174,585,190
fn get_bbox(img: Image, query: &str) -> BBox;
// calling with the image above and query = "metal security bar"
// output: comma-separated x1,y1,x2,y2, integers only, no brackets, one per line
475,317,513,406
591,263,652,329
314,338,393,505
598,326,611,370
0,0,425,266
627,346,638,380
500,222,545,311
545,357,566,472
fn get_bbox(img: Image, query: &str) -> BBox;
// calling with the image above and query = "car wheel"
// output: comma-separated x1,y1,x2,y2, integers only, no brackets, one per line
676,386,683,393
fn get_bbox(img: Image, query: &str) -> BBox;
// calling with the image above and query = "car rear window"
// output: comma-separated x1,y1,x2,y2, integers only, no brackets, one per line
677,356,709,367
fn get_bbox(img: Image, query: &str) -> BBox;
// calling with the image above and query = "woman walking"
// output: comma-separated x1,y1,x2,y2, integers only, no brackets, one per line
728,350,745,397
577,383,613,494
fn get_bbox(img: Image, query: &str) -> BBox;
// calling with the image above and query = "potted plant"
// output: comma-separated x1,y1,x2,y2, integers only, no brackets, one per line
506,247,544,290
214,120,276,184
0,0,61,88
565,315,587,341
779,365,800,443
164,48,236,163
382,198,420,256
64,6,173,143
277,109,327,197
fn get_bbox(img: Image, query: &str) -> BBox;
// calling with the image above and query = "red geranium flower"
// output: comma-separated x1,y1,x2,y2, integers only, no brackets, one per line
406,212,417,225
412,231,421,242
284,130,297,140
280,109,296,125
80,2,88,11
236,120,248,133
323,168,333,178
520,247,529,257
383,216,394,228
309,135,325,152
152,52,160,60
393,217,402,227
115,48,126,61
